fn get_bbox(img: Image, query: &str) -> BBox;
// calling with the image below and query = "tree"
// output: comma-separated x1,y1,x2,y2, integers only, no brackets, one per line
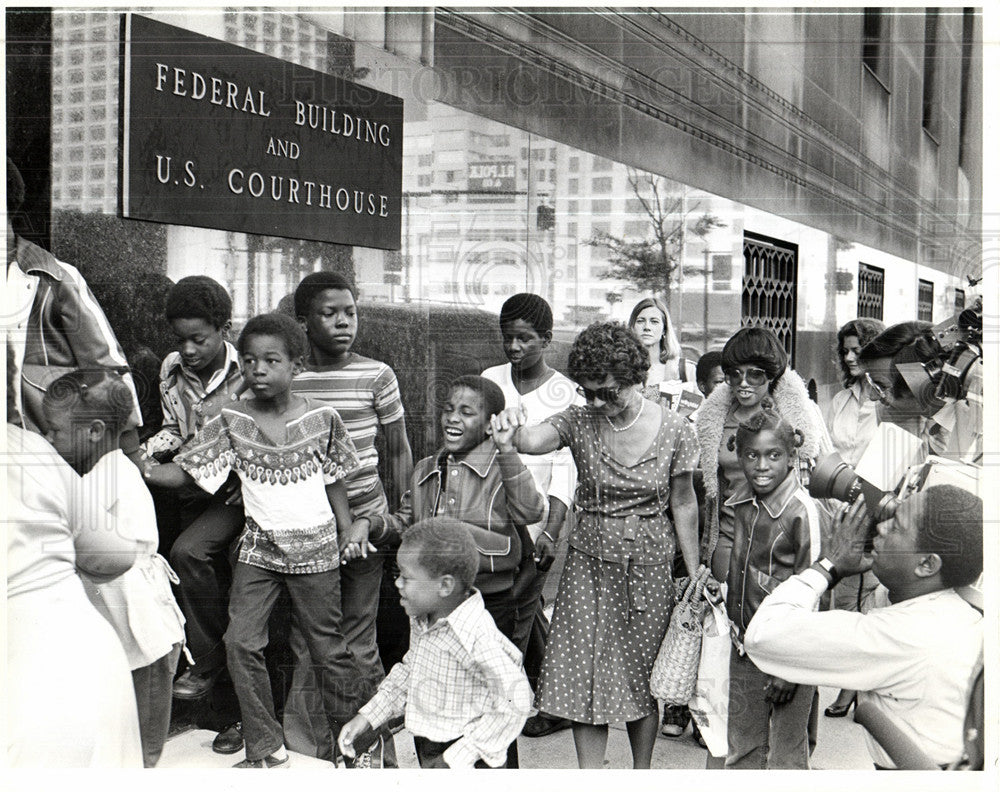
586,169,725,304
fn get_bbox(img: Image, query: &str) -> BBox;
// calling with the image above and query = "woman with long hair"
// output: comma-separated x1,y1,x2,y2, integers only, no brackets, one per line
824,319,885,467
628,297,697,405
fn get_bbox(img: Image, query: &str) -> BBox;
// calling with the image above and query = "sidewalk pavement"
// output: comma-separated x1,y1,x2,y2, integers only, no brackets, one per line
159,686,871,769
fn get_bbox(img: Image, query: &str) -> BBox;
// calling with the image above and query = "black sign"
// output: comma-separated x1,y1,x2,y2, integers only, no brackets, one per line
121,14,403,249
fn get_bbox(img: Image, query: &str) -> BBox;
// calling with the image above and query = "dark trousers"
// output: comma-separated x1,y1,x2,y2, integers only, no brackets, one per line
132,643,182,767
225,563,355,761
169,497,244,675
413,735,505,768
480,587,518,642
510,556,545,655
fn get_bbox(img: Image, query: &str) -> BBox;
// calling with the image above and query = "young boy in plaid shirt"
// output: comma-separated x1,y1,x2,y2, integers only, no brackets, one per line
338,517,532,768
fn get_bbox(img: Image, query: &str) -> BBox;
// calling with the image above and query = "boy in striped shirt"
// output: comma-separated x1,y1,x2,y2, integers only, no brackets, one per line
283,272,413,765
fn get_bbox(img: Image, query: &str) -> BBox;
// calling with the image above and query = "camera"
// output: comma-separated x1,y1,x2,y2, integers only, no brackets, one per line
930,298,983,404
809,452,898,550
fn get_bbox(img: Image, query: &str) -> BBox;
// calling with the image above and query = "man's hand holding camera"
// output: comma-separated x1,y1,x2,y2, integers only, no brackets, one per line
826,499,875,578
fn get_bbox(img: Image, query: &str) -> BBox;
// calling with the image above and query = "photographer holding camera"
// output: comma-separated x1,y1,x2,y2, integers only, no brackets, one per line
742,484,983,769
859,319,982,464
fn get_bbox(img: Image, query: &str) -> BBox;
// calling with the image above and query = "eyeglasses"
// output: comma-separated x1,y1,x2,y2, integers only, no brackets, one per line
864,371,888,402
576,384,622,403
724,367,769,387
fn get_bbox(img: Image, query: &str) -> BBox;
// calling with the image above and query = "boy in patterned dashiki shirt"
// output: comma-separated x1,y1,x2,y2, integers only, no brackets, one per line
144,313,368,768
338,517,531,768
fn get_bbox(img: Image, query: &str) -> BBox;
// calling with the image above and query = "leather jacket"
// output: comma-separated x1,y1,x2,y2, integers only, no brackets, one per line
725,473,826,635
10,237,139,433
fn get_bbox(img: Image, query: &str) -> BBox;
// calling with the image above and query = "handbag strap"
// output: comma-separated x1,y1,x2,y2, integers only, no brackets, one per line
700,495,720,568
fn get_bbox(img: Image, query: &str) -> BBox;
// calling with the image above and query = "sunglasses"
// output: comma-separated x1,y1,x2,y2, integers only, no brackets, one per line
725,367,769,387
864,371,888,402
576,384,622,403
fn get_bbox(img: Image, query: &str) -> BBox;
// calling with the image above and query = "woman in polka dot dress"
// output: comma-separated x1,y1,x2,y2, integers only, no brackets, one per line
492,322,706,768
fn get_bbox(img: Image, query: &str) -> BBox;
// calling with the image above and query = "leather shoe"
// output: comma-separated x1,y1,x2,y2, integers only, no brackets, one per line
172,667,221,700
213,722,244,755
521,713,572,738
233,751,288,768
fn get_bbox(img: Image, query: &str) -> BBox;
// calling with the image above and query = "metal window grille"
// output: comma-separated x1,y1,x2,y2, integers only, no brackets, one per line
742,232,798,364
857,263,885,320
918,279,935,322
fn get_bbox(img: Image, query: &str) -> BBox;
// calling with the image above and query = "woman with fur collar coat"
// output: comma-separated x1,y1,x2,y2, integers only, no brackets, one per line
696,328,832,581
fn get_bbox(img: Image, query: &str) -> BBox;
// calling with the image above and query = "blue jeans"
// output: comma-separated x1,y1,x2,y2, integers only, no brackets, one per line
725,650,814,769
132,643,182,767
225,563,355,761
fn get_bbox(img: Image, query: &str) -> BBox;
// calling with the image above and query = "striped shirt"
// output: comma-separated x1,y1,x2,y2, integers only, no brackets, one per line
292,353,404,518
358,590,532,768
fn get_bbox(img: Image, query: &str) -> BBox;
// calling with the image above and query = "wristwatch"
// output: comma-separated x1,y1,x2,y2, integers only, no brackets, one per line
813,557,843,587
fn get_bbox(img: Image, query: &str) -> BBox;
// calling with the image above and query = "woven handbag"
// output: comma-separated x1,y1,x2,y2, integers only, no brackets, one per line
650,566,712,705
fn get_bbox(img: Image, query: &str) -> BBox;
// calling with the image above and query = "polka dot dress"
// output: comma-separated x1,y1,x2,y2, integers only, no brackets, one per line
535,405,699,724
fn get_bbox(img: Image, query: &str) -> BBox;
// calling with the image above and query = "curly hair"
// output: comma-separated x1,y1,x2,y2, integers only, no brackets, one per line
858,322,940,397
237,313,309,360
836,318,885,388
294,271,357,318
448,375,505,418
721,327,787,391
627,297,681,363
42,367,135,431
164,276,232,328
568,322,649,387
401,517,480,593
729,407,804,456
917,485,983,589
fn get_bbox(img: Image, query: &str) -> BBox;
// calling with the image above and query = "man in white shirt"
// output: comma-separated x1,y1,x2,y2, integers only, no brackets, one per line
744,485,982,769
482,293,581,738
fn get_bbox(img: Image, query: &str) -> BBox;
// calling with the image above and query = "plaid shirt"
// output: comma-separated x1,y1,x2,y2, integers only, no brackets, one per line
358,590,531,768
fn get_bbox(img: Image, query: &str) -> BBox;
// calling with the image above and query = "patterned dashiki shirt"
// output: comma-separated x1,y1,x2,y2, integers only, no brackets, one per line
175,401,359,574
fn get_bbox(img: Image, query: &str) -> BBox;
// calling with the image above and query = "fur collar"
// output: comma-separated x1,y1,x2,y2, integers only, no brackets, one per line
695,368,829,498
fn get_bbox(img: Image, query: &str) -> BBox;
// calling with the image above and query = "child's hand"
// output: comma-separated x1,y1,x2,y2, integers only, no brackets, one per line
764,676,797,705
489,406,528,453
337,714,372,760
339,518,377,564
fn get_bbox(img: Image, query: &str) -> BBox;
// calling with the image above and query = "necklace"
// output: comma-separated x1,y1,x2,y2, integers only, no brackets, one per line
606,396,644,433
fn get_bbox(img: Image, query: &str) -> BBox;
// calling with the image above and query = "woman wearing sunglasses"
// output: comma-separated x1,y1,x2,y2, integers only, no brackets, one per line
695,327,832,583
490,322,705,769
